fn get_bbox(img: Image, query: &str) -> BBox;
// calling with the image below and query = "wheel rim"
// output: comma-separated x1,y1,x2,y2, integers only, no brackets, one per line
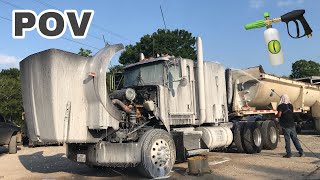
253,129,262,147
150,139,171,169
269,126,277,144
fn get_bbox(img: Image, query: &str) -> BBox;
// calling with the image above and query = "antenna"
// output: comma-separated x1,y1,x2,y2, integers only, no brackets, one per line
103,35,109,46
160,5,167,30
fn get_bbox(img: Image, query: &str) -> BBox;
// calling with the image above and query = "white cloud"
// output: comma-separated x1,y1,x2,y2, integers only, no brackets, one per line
0,54,20,69
277,0,305,7
249,0,265,9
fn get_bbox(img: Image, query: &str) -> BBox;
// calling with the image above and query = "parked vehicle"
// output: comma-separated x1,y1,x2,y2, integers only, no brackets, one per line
0,114,21,154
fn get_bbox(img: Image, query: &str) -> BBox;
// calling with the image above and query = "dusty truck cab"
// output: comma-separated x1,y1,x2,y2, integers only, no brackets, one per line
120,53,229,129
20,37,236,178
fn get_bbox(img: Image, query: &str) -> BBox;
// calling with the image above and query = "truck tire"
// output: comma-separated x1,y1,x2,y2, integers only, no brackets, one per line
8,135,17,154
233,122,245,153
242,122,262,154
261,120,278,150
138,129,176,178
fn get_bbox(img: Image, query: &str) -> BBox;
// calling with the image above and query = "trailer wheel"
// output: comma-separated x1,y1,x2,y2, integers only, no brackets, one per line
314,118,320,132
233,122,245,153
8,135,17,154
242,122,262,154
138,129,176,178
261,120,278,150
296,125,302,134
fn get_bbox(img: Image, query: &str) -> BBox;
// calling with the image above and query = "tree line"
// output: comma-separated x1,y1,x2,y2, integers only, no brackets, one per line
0,29,319,128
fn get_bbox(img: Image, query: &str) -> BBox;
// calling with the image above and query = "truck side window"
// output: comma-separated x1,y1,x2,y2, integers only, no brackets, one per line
168,65,181,82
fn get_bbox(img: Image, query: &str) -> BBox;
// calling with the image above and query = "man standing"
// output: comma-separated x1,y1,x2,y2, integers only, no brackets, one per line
277,94,304,158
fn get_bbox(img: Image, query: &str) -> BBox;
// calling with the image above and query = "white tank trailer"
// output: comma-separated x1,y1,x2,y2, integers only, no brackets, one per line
226,66,320,133
20,37,278,178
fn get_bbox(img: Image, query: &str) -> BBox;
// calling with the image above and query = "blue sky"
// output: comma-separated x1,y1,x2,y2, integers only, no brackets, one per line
0,0,319,75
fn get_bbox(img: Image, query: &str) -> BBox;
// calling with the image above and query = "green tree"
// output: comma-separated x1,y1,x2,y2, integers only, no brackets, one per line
290,60,320,78
78,48,92,57
0,68,20,79
109,65,124,73
0,68,23,126
119,29,196,65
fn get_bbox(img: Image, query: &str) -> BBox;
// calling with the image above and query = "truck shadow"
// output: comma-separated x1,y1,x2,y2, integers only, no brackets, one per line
243,164,317,179
256,150,320,159
18,151,145,179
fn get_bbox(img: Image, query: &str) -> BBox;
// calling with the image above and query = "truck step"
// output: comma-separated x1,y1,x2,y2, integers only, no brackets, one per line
172,128,203,151
184,133,202,150
187,149,209,156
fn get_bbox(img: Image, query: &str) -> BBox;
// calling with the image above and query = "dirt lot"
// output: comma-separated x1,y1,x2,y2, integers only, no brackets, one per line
0,134,319,180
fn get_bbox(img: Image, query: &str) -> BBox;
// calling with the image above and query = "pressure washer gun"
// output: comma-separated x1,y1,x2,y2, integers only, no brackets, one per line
245,9,313,38
244,10,313,66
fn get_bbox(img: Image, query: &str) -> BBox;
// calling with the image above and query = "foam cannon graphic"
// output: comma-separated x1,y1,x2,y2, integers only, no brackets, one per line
244,10,313,66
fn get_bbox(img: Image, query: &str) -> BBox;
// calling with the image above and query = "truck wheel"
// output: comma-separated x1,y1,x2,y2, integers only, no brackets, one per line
138,129,176,178
242,122,262,154
261,120,278,150
233,122,245,153
8,135,17,154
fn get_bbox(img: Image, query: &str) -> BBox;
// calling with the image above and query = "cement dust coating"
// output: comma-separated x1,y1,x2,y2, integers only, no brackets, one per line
0,134,319,179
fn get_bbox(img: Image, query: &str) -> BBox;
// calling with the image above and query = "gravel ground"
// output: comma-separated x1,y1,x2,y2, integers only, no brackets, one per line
0,134,319,180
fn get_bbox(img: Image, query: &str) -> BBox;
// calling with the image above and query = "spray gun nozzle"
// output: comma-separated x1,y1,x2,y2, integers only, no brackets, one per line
270,89,281,98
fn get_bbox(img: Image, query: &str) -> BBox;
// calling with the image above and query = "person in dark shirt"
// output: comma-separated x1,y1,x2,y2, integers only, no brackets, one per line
277,94,304,158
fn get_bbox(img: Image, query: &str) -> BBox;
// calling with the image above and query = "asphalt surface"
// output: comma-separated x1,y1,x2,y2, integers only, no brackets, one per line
0,134,319,180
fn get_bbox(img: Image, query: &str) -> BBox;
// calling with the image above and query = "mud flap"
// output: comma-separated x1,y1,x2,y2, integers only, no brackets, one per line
171,131,187,162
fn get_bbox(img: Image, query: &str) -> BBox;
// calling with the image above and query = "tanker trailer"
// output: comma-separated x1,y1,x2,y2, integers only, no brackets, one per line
21,37,260,178
226,66,320,139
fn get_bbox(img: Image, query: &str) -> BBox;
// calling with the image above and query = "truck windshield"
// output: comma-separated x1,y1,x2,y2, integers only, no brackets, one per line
123,62,164,87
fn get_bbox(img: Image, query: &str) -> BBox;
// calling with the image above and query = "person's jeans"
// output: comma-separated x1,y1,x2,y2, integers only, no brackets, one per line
282,127,304,155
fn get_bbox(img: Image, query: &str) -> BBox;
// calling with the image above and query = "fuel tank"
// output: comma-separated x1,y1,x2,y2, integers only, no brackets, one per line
196,126,233,149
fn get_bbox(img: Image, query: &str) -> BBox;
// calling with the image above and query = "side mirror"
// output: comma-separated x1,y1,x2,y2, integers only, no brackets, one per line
179,77,188,87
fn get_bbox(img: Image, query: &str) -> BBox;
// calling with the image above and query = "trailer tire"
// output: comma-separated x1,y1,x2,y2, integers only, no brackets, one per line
261,120,278,150
296,125,302,134
242,122,262,154
233,122,245,153
314,118,320,132
138,129,176,178
8,135,17,154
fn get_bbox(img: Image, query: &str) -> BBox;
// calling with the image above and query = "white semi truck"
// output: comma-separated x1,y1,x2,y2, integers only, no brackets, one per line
20,37,318,178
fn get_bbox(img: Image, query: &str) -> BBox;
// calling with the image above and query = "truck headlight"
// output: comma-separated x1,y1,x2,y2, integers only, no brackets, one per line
125,88,136,101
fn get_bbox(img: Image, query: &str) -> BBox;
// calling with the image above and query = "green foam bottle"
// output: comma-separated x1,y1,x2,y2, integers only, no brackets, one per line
245,12,284,66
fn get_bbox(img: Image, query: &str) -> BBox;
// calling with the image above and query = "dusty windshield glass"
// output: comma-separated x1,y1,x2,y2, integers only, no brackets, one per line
124,62,164,87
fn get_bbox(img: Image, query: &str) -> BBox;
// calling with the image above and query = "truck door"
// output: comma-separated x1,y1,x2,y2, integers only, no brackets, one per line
166,59,195,124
